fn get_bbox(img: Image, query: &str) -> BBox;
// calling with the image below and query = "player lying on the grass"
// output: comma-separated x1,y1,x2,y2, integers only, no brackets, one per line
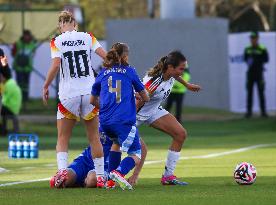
91,42,150,190
50,126,148,188
128,51,201,186
43,11,107,188
50,128,113,188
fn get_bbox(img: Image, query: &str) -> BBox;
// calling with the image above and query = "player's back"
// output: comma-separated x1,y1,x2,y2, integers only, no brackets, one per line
51,30,98,100
94,64,142,125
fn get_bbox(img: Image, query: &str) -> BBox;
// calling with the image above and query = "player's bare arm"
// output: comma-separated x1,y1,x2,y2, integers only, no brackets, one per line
175,76,201,92
135,90,150,111
95,47,107,59
43,57,60,105
90,95,100,108
128,138,148,186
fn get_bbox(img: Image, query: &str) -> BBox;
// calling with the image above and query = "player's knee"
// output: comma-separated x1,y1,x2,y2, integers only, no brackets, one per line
174,128,187,144
85,172,97,188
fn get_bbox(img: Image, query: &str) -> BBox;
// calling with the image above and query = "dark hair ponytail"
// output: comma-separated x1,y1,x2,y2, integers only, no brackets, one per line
148,50,186,77
103,42,129,69
147,56,167,77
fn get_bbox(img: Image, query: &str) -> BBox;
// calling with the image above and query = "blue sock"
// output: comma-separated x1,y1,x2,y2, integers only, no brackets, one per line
116,157,135,176
108,151,122,173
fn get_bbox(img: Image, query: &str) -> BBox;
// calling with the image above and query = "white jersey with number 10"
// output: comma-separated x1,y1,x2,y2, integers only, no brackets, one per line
50,30,101,100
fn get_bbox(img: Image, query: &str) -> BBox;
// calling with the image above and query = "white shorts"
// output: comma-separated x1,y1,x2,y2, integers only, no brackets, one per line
57,95,98,121
136,106,169,127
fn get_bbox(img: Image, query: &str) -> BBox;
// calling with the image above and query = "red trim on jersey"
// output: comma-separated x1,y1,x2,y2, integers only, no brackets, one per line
50,38,59,52
58,103,78,120
144,75,163,95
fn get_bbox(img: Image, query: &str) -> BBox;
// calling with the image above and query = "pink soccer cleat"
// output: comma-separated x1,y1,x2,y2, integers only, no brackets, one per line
161,175,188,186
96,176,106,188
105,179,116,189
49,169,68,188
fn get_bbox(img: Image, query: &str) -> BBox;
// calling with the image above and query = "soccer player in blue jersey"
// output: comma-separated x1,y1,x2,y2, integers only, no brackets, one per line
91,42,149,190
50,126,113,188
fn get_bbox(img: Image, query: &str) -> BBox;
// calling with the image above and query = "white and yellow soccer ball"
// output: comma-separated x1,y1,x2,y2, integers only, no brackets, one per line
234,162,257,185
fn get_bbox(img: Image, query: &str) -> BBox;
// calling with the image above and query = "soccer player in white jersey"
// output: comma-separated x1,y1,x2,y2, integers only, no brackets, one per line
43,11,106,188
129,50,201,186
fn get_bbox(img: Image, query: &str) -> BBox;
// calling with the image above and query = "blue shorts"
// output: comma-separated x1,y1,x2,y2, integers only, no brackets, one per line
101,123,141,158
68,146,95,186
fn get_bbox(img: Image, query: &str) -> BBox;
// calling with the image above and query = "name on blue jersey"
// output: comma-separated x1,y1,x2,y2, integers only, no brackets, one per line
104,67,127,75
62,40,85,47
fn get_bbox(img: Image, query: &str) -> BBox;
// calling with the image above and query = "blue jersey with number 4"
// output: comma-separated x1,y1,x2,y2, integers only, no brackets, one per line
91,64,144,125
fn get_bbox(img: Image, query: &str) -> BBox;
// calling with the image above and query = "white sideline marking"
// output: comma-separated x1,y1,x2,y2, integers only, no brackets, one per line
144,143,276,165
20,167,36,170
0,167,9,173
0,178,50,187
0,143,275,187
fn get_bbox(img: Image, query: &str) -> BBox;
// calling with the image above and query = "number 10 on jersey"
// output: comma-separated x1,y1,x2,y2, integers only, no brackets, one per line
108,76,121,103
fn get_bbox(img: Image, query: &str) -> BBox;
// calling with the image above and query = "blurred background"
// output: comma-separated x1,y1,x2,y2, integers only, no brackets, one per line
0,0,275,128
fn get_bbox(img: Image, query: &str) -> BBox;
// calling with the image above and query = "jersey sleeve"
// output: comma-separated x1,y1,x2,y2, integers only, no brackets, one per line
91,73,102,96
50,38,61,58
131,68,144,92
88,32,102,52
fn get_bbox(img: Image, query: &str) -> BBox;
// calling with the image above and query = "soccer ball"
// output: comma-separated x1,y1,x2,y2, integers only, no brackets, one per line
234,162,257,185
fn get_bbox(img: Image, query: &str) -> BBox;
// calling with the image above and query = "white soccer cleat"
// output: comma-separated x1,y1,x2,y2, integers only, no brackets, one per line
109,170,133,190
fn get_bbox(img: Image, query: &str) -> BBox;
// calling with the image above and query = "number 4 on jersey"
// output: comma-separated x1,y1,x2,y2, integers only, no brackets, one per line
108,76,121,103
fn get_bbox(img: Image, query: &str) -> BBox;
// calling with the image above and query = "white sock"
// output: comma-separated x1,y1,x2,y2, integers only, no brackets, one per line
57,152,68,170
163,150,180,177
93,157,105,178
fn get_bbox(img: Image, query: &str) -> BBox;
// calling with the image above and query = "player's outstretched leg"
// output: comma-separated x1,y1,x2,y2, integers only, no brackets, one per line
110,170,133,190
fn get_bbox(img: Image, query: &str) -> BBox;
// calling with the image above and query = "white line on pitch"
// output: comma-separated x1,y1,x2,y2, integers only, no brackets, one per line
0,178,50,187
144,143,276,165
0,167,9,173
0,143,275,187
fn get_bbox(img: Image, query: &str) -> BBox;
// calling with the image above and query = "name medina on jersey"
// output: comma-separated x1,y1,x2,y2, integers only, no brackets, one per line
62,40,85,47
104,67,127,75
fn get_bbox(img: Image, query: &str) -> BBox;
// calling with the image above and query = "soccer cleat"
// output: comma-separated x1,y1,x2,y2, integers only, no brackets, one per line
161,175,188,186
50,169,68,188
96,176,106,188
109,170,133,190
49,176,55,188
105,179,116,189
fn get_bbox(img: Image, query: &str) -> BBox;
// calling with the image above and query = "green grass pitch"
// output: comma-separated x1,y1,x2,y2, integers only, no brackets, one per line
0,110,276,205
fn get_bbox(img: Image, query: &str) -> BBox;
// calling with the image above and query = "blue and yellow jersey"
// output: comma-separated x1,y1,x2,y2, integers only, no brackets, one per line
92,64,144,125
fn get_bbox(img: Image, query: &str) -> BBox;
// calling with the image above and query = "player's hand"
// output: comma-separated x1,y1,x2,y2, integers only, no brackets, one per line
43,86,49,106
127,174,138,186
186,83,201,92
0,56,8,67
135,92,142,101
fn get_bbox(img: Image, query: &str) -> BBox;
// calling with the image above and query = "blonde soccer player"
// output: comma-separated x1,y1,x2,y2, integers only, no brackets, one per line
43,11,106,188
